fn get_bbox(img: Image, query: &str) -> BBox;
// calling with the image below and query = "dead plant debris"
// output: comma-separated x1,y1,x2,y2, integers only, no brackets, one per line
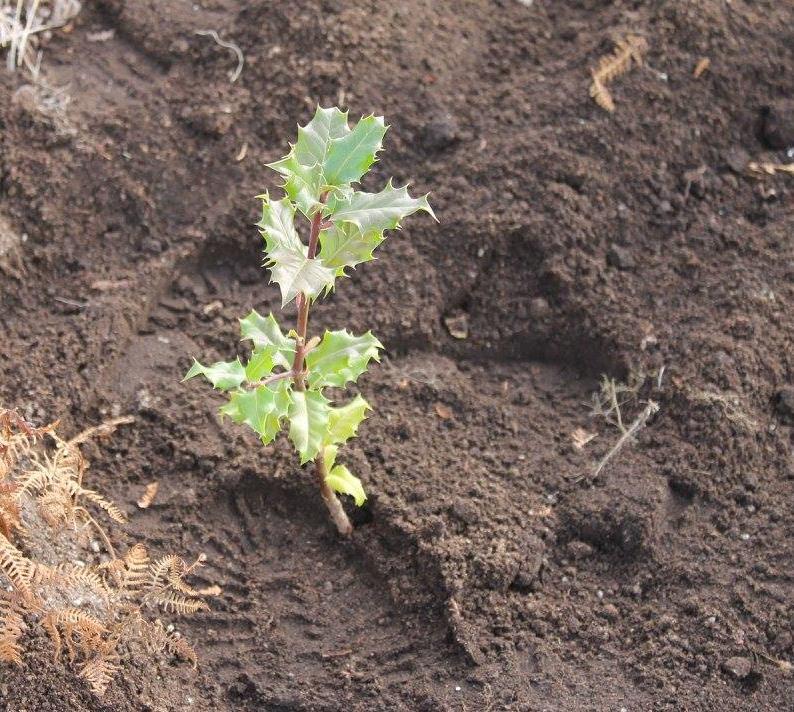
747,161,794,176
589,35,649,113
693,57,711,78
0,409,215,696
136,481,159,509
571,427,597,450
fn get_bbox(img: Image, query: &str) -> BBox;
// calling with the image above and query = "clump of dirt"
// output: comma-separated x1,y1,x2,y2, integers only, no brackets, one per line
1,0,793,710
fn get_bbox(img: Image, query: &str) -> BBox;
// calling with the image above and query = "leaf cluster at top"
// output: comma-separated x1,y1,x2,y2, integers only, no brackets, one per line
261,107,434,306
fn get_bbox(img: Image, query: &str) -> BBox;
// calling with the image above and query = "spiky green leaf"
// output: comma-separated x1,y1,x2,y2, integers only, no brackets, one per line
239,311,296,369
266,247,337,307
323,115,387,186
292,106,350,167
306,330,382,388
257,195,303,255
245,346,277,382
268,154,324,217
325,394,371,446
219,382,292,444
326,180,435,235
267,107,351,217
184,358,246,391
318,222,384,275
326,464,367,506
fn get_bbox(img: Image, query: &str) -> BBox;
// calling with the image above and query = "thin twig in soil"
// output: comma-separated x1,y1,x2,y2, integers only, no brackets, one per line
593,400,659,479
195,29,244,82
577,400,659,483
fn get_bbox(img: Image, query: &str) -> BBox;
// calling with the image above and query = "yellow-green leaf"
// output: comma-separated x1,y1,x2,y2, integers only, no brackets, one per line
325,395,371,446
306,330,382,388
326,464,367,506
238,310,295,369
219,382,292,444
183,358,246,391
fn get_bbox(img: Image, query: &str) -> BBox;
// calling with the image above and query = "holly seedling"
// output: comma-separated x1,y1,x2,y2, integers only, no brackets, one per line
185,107,434,534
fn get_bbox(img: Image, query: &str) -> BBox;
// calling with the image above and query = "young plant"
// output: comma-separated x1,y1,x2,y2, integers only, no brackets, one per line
185,107,434,535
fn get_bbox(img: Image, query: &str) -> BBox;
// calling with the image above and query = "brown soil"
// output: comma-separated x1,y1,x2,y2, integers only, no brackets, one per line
1,1,793,710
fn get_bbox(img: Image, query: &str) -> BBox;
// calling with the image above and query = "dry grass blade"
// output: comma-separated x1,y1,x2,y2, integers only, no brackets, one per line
589,35,649,113
693,57,710,78
590,400,659,481
1,0,81,77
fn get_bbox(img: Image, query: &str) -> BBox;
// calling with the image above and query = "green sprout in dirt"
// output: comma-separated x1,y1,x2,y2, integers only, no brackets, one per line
184,107,434,535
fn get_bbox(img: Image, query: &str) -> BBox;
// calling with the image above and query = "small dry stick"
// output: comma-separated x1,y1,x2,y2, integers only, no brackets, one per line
589,400,659,481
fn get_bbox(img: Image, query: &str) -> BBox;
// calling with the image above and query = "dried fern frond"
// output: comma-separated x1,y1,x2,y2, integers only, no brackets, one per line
62,415,135,451
42,607,108,662
0,492,21,539
589,35,648,113
32,561,110,601
61,479,127,525
0,408,210,696
80,652,121,696
149,552,206,597
145,620,198,668
111,544,150,593
151,590,210,616
747,161,794,176
0,596,28,665
0,533,33,597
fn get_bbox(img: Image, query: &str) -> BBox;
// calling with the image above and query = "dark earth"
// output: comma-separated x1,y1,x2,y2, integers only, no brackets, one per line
1,1,794,710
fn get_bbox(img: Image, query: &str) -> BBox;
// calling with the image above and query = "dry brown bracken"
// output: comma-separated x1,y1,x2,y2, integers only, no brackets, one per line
0,409,214,696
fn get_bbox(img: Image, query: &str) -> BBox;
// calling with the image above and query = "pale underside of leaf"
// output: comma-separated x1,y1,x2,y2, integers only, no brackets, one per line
258,196,303,255
266,247,337,307
288,391,331,464
326,180,435,235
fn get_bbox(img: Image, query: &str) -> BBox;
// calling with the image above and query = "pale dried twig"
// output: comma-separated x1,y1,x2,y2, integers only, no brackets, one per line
590,400,659,481
195,29,244,82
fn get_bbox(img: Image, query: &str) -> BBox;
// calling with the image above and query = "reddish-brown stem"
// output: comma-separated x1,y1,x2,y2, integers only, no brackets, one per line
290,194,353,537
315,451,353,536
292,195,327,391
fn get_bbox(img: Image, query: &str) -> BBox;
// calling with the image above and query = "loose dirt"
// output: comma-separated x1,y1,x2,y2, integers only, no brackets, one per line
1,1,793,710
